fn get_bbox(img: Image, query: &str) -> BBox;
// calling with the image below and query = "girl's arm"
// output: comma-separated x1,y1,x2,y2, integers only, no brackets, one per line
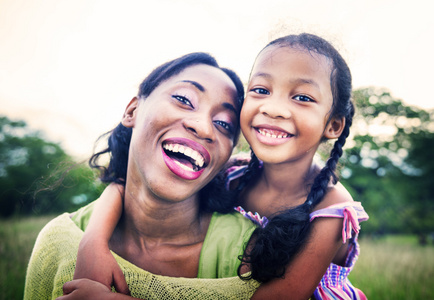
250,187,351,300
251,217,344,300
57,279,139,300
74,183,129,295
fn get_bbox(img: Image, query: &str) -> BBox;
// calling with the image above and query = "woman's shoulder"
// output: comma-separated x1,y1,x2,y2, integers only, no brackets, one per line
32,211,85,251
33,201,97,249
69,200,97,231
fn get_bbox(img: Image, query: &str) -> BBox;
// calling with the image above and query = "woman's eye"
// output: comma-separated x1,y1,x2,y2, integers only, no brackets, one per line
173,95,193,107
251,88,270,95
214,120,234,135
294,95,314,102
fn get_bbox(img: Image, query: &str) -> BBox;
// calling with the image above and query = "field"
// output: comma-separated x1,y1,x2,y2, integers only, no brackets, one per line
0,216,433,300
349,235,434,299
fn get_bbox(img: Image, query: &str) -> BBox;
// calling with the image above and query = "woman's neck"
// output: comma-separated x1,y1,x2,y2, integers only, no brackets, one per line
120,183,207,244
108,182,211,277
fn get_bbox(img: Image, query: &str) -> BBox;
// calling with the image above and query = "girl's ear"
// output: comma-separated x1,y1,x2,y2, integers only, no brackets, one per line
122,97,139,128
324,116,345,139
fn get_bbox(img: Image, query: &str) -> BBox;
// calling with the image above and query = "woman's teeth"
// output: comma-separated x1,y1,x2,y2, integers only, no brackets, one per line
163,143,205,168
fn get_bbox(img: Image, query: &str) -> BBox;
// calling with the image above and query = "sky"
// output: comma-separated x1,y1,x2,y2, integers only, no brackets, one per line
1,0,433,158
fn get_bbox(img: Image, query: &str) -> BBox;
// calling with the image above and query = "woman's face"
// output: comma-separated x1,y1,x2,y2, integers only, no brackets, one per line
124,64,238,203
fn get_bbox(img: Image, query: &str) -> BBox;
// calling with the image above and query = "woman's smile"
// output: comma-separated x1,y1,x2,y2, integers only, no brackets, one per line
162,137,210,180
124,64,238,202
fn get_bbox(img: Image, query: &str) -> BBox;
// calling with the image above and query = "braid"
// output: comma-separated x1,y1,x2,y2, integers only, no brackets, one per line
238,202,311,282
235,150,261,196
307,101,354,208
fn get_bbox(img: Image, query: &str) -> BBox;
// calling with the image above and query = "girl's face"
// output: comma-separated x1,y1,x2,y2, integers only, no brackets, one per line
241,45,341,165
124,64,239,202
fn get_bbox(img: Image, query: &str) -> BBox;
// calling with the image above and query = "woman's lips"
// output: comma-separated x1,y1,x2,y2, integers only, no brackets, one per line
161,137,210,180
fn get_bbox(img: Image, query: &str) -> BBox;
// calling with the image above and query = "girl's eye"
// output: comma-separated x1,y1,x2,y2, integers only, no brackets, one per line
251,87,270,95
294,95,314,102
173,95,193,108
214,120,234,136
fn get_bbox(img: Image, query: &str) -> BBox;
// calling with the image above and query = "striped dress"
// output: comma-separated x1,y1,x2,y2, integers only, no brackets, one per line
227,164,369,300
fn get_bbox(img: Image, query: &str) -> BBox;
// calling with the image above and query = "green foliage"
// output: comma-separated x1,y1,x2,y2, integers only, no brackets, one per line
340,87,434,235
0,116,104,217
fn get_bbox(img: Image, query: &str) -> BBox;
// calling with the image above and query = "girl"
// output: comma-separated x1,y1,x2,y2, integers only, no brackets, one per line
65,33,368,300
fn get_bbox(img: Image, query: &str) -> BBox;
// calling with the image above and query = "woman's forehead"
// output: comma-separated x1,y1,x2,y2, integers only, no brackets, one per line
169,65,238,103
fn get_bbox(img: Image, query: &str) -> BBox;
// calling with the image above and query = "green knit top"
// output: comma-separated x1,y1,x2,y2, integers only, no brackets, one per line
24,201,260,299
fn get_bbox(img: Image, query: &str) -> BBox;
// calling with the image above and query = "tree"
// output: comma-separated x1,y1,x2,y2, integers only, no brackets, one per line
340,87,434,237
0,116,103,217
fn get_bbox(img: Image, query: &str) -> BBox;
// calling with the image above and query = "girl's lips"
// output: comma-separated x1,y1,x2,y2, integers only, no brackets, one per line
253,125,293,146
161,137,210,180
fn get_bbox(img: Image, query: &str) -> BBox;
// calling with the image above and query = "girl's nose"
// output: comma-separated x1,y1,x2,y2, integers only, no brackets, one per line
259,96,292,119
183,115,215,143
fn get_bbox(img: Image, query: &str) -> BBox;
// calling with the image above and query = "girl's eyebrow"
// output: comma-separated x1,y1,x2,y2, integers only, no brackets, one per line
179,80,205,92
250,72,272,80
290,78,320,90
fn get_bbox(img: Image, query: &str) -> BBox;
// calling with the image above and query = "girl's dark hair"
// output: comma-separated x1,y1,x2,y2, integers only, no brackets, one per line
238,33,355,282
89,52,244,214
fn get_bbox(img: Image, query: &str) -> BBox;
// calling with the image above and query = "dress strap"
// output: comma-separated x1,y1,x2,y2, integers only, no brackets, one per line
225,165,248,190
309,202,369,243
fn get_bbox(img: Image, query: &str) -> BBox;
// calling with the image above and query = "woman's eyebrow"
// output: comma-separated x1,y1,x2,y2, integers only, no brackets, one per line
180,80,205,92
180,79,237,114
223,102,237,115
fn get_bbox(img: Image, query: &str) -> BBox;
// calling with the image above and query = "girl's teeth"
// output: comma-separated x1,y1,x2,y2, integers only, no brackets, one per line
259,129,288,139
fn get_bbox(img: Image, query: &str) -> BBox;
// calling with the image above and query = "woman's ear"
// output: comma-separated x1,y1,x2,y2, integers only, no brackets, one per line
122,97,139,128
324,116,345,139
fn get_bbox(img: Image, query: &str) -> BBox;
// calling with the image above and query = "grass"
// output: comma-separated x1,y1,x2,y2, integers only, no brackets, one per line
0,215,54,300
0,216,433,300
349,235,434,300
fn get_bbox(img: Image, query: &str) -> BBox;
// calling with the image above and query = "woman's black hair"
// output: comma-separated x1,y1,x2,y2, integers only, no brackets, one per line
237,33,355,282
89,52,245,214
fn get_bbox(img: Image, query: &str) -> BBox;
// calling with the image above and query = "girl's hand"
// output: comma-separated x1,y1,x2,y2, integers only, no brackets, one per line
57,279,113,300
74,236,130,295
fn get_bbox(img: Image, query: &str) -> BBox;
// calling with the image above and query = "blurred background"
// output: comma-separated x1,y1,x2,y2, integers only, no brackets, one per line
0,0,433,299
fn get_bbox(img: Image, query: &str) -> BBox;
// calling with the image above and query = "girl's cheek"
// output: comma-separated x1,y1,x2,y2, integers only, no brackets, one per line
240,101,254,123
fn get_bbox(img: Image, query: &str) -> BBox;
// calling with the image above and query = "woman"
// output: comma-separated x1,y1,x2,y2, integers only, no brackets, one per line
24,52,261,300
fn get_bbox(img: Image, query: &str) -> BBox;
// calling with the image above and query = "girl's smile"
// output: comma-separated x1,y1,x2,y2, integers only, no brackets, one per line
241,45,335,165
254,124,293,146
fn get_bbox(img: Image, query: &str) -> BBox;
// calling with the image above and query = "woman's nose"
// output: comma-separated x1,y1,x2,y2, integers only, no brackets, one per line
183,115,215,143
259,96,292,119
